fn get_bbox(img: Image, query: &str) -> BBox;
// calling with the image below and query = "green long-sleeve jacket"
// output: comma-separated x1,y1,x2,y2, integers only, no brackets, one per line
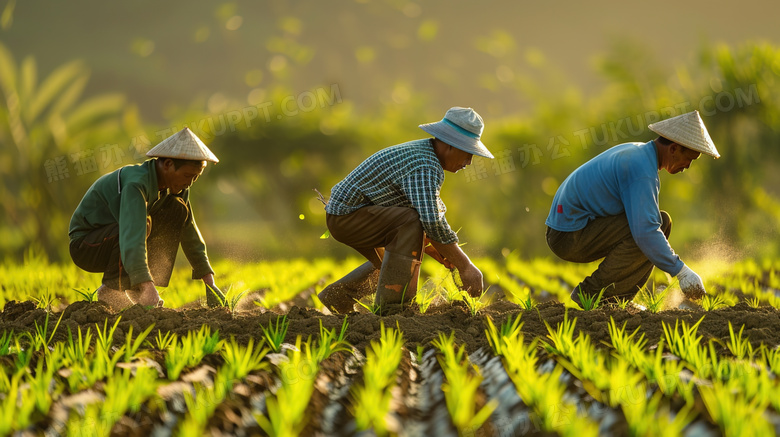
68,159,213,286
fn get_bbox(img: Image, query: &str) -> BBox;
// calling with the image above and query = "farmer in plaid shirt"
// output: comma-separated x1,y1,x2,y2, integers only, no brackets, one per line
319,107,494,313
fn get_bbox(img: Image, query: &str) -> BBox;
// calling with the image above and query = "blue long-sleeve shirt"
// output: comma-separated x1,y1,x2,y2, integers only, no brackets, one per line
545,140,684,275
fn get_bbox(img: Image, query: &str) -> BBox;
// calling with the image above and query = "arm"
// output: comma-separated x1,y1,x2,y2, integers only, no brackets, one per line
423,237,454,269
429,240,483,296
400,168,459,245
622,179,705,297
178,192,215,280
118,183,155,287
621,178,684,275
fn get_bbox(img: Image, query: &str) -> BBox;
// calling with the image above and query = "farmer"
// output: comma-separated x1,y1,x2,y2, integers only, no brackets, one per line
545,110,719,306
68,128,225,310
319,106,494,313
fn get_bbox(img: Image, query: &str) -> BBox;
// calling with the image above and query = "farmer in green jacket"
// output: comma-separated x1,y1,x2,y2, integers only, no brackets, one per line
69,128,225,310
319,106,494,313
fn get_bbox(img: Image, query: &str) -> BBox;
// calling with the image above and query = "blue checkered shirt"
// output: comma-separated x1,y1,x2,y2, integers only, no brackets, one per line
326,139,458,244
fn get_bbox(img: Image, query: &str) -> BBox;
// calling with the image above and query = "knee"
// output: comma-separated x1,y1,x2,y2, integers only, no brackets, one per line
660,210,672,238
391,208,424,255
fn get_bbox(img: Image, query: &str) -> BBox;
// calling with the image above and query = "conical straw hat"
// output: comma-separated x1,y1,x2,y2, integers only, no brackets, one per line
648,110,719,158
146,128,219,163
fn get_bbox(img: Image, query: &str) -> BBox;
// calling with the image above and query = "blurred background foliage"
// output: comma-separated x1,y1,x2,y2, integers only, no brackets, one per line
1,0,779,265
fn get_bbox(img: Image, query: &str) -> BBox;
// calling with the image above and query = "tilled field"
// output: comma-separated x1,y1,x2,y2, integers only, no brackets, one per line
1,298,780,436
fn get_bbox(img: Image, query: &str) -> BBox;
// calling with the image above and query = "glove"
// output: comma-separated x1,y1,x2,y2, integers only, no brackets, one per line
676,264,706,299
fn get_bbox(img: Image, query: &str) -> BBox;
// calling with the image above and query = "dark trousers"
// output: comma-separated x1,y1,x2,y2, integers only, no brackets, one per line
546,211,672,300
69,196,189,290
326,206,425,267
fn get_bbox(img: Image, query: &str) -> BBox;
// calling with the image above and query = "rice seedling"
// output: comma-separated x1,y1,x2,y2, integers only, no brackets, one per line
260,315,289,353
256,335,319,437
313,316,351,362
0,364,9,393
73,287,98,303
13,337,34,373
575,285,606,311
606,317,695,403
745,296,761,308
726,322,755,360
624,389,696,436
515,293,537,310
25,311,64,352
460,288,491,316
700,381,773,436
662,317,709,375
759,344,780,375
355,298,382,315
485,314,523,356
351,322,403,435
121,324,155,362
145,330,176,351
0,330,13,356
607,318,646,361
62,325,93,367
30,288,57,312
200,327,222,355
94,317,121,353
66,341,126,392
636,282,669,313
83,366,159,435
179,367,234,436
432,331,497,435
486,312,595,434
164,326,222,381
27,349,63,416
415,283,438,314
309,291,326,311
0,374,37,435
542,310,577,357
220,337,270,382
207,284,249,312
441,269,464,304
701,293,727,311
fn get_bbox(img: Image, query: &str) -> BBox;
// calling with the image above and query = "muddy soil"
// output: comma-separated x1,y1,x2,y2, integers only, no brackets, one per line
2,298,779,358
3,298,780,436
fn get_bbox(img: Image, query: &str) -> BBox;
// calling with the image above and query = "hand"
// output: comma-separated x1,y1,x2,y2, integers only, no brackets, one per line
127,281,162,307
457,263,484,297
202,274,226,308
423,237,454,269
202,273,217,288
677,264,706,299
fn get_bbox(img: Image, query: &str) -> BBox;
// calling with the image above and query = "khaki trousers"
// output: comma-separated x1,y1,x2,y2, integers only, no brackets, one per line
546,211,672,299
326,206,425,267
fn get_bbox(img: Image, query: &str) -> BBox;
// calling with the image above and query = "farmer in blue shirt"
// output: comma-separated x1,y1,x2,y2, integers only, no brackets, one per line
546,111,719,305
320,107,494,313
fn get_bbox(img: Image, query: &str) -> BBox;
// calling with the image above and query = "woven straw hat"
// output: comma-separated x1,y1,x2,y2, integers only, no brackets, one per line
648,110,719,158
419,107,494,159
146,128,219,163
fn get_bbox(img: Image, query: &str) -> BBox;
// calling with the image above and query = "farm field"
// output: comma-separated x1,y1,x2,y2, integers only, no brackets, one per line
1,253,780,436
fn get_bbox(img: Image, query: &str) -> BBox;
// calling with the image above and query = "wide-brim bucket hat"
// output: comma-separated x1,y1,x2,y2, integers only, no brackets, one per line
146,127,219,163
419,107,494,159
648,110,719,158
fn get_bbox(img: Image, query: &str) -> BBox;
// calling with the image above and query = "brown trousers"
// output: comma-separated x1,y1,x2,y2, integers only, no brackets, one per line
326,206,425,266
546,211,672,300
69,195,189,290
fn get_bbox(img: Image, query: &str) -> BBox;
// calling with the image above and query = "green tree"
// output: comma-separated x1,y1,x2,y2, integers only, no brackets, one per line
0,43,128,260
